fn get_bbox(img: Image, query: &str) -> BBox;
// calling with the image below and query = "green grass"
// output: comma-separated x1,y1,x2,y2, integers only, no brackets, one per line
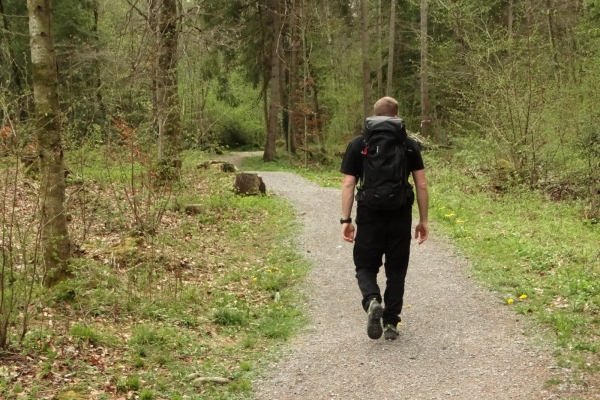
213,308,248,326
1,149,311,400
424,150,600,371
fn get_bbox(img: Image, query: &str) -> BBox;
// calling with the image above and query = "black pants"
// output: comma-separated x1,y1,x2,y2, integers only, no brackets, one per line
353,205,412,327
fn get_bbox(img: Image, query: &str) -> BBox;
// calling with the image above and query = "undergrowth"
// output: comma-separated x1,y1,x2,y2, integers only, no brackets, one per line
0,149,309,400
425,150,600,374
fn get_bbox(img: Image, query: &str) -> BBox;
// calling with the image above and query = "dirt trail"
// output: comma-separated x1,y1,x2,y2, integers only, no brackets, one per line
249,171,565,400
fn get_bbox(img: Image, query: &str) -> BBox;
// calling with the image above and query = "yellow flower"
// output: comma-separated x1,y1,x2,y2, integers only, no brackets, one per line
445,212,455,218
439,206,446,210
268,252,273,255
520,294,528,299
507,298,514,304
252,277,257,281
456,219,465,224
267,269,272,273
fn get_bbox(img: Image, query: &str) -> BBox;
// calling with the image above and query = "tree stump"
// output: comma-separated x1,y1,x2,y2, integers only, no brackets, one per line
234,173,266,196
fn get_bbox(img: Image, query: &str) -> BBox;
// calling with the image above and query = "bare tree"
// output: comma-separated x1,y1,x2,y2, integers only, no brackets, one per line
27,0,70,286
420,0,431,138
386,0,396,96
264,0,282,162
361,0,371,119
156,0,182,165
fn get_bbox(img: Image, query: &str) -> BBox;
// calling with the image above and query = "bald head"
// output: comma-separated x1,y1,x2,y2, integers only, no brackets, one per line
374,97,399,117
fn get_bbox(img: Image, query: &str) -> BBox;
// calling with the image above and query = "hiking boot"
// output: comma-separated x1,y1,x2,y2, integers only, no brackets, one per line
366,299,384,339
384,324,399,341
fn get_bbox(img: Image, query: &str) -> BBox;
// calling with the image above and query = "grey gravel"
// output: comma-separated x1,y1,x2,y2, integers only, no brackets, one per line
246,170,566,400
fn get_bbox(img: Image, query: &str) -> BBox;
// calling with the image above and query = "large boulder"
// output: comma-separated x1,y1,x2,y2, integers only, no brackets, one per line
234,173,266,196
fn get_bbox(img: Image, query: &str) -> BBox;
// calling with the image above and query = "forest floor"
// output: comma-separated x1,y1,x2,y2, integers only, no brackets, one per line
237,164,595,399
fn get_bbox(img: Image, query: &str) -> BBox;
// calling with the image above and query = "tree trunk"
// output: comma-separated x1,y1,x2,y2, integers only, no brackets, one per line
377,0,382,98
1,0,27,120
386,0,396,96
450,0,465,59
508,0,514,38
156,0,182,164
288,0,298,154
27,0,70,287
420,0,431,138
92,0,106,119
264,0,282,162
302,0,308,168
149,0,159,131
361,0,371,119
280,7,289,152
546,0,560,82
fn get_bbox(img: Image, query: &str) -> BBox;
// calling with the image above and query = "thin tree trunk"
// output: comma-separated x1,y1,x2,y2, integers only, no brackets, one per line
1,0,27,120
386,0,396,96
313,77,324,151
149,0,159,131
361,0,371,119
302,0,308,168
508,0,514,38
27,0,70,287
92,0,106,119
156,0,182,165
264,0,282,162
546,0,560,82
280,3,289,152
420,0,431,138
450,0,465,59
377,0,382,98
288,0,298,154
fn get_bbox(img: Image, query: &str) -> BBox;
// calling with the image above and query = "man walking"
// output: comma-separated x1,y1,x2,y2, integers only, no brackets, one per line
340,97,429,340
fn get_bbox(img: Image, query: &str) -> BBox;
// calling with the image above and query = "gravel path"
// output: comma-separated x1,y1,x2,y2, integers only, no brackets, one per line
250,171,564,400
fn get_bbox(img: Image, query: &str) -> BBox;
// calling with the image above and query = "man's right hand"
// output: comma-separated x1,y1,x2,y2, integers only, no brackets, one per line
415,221,429,245
342,223,355,243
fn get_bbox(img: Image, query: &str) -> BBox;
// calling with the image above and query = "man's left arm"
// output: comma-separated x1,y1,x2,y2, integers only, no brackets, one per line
341,174,356,243
412,169,429,244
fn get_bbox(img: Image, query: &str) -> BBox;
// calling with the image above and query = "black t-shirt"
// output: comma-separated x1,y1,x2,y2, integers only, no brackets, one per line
339,135,425,222
340,135,425,179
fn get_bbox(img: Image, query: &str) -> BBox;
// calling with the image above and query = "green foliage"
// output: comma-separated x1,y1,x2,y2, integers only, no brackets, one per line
212,308,248,327
70,324,102,345
426,149,600,369
129,325,167,346
140,389,154,400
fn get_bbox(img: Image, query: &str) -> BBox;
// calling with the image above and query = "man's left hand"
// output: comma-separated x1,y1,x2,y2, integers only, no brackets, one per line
342,223,355,243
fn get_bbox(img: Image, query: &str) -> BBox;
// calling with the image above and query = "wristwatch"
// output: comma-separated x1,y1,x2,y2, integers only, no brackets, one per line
340,217,352,224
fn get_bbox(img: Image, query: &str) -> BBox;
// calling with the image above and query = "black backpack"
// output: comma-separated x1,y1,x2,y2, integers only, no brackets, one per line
357,116,412,210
